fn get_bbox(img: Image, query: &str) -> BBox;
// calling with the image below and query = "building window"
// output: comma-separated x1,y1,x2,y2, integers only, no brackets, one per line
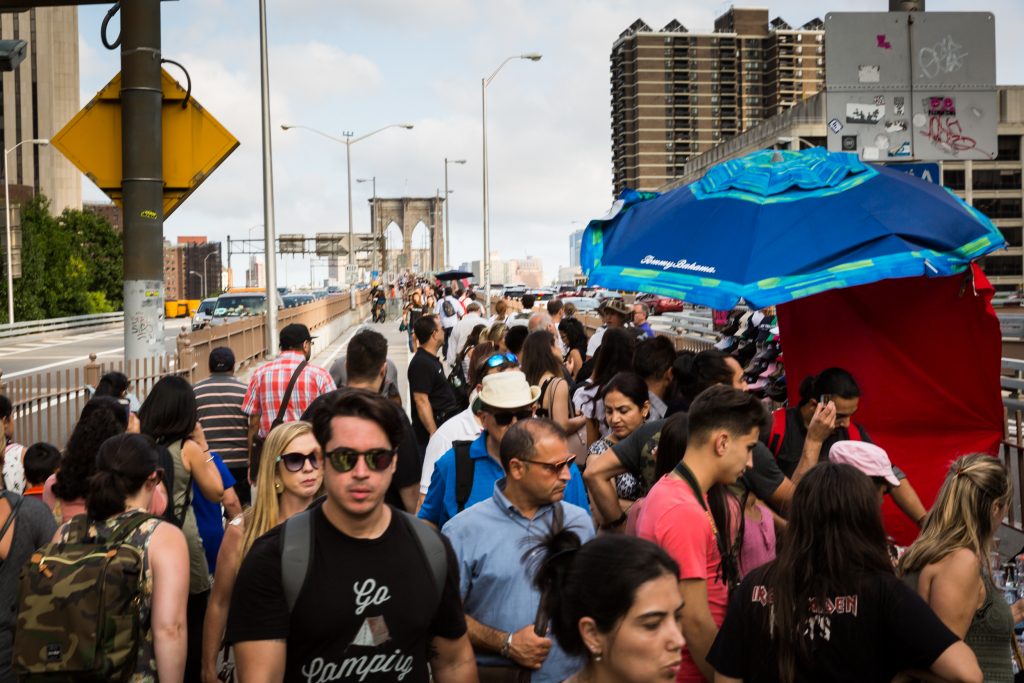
998,135,1021,161
1002,226,1023,248
942,169,966,190
980,254,1021,277
973,197,1022,219
973,169,1022,191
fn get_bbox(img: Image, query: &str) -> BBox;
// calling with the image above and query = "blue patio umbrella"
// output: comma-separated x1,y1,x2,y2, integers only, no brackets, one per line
581,147,1005,311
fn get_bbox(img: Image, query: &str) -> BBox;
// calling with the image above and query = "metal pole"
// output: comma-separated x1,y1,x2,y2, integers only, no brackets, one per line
4,149,11,325
371,177,377,277
346,138,354,272
444,159,450,272
120,0,165,363
481,78,490,314
258,0,279,356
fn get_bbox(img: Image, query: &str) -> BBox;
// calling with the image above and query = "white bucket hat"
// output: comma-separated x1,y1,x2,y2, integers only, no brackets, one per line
478,370,541,410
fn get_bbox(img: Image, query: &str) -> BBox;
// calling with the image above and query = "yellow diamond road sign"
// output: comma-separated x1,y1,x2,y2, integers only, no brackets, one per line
51,68,239,218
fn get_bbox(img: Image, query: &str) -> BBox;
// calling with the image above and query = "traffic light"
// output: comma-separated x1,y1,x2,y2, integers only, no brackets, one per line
0,40,27,72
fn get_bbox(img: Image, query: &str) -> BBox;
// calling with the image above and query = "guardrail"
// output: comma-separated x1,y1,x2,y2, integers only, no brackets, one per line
0,291,371,448
1002,358,1024,529
579,308,718,352
0,312,124,339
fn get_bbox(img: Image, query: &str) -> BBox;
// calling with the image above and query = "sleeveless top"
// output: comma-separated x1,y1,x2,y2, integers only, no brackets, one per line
166,440,210,594
903,570,1013,682
58,511,163,682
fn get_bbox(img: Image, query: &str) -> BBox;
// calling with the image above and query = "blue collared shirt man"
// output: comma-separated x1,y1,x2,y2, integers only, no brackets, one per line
442,419,595,681
419,429,590,528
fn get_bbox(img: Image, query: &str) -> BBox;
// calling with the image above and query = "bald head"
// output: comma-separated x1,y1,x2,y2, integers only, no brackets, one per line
528,313,553,333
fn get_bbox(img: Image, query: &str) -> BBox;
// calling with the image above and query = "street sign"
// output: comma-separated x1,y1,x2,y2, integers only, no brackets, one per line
825,12,996,162
881,161,940,184
51,68,239,218
315,233,347,257
279,234,305,254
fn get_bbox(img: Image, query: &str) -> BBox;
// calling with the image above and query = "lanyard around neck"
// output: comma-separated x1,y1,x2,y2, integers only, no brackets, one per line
674,461,719,541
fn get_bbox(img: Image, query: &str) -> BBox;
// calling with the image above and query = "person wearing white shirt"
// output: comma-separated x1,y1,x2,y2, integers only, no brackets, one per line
446,302,484,367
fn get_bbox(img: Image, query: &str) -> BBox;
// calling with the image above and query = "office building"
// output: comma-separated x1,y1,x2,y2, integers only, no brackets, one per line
610,7,825,195
663,88,1024,292
246,256,265,289
83,201,122,233
0,6,81,212
162,236,222,300
569,229,583,269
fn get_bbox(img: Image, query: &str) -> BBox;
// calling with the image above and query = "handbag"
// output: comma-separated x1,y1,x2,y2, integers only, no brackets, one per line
217,644,234,682
249,360,308,476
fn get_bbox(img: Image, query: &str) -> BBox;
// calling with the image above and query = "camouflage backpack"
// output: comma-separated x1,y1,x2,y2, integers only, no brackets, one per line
12,511,154,682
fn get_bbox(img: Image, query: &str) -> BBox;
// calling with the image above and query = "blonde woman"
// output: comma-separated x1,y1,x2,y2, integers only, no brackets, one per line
899,454,1023,683
201,422,323,683
485,322,509,352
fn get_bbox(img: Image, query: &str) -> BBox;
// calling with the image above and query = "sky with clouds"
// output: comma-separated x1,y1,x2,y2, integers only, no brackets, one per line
74,0,1024,286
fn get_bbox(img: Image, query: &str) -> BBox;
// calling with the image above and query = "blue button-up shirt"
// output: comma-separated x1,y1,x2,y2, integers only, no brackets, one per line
418,431,591,529
442,480,596,682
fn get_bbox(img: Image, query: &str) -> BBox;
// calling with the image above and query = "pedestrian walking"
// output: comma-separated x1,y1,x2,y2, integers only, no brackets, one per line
899,454,1022,682
202,421,323,683
0,395,24,494
709,462,983,683
531,533,684,683
443,418,594,683
226,389,476,683
193,347,252,503
20,443,59,500
408,316,458,453
243,323,336,477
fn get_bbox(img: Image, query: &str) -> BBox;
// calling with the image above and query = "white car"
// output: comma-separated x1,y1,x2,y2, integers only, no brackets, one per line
191,298,218,331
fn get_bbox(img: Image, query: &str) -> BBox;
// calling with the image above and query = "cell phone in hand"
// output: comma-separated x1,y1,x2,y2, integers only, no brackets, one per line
819,394,831,406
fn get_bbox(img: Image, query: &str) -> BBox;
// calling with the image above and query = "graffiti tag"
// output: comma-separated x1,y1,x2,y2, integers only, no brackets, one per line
919,116,977,154
919,35,968,79
129,312,155,342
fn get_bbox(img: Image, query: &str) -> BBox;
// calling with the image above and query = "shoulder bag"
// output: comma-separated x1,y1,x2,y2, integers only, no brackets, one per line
249,360,308,477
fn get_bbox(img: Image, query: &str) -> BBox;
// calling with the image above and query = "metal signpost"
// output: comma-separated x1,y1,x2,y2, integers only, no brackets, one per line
825,12,996,162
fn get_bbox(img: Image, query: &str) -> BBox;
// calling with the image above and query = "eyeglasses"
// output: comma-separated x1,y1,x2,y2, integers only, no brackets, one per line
484,352,518,370
492,409,534,426
517,455,576,475
276,452,322,473
325,447,397,473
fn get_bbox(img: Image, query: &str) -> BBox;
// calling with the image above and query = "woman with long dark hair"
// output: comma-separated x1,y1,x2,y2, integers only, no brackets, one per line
572,327,634,446
531,532,684,683
522,330,588,441
558,317,587,381
55,433,189,681
900,455,1020,682
139,375,224,683
708,462,982,683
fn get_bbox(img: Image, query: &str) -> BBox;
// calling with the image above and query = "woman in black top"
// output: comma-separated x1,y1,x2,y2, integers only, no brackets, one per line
708,462,981,683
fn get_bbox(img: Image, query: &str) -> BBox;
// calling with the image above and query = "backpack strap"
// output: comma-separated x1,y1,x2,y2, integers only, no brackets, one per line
767,408,787,457
453,441,475,513
272,360,309,430
398,511,447,610
0,492,23,554
107,512,157,546
281,508,315,613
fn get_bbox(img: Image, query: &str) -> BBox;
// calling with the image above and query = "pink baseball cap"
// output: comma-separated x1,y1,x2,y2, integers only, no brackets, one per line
829,441,901,488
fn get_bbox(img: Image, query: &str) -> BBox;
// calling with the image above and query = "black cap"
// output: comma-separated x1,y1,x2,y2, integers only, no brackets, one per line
209,346,235,373
280,323,315,350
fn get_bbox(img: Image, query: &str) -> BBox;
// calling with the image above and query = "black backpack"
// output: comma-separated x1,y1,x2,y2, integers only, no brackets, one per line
280,502,448,613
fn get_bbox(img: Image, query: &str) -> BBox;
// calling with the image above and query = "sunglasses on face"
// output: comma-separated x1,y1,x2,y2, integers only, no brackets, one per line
325,447,397,473
518,455,576,475
492,409,534,426
276,452,322,473
485,352,518,369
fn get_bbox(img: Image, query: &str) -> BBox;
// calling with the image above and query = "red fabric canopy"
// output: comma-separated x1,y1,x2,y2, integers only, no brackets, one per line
776,264,1004,545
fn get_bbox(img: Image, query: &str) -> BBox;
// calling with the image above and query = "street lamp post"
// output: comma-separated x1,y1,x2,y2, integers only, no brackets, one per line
202,250,217,298
356,177,378,277
3,138,48,325
444,158,466,271
188,270,205,299
481,53,541,313
281,122,413,280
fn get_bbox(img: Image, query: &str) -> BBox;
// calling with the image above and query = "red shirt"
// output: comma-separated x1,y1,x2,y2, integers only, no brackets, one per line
636,475,728,683
242,351,336,437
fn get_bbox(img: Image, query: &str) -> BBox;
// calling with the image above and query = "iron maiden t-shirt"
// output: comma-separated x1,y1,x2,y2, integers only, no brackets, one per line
226,505,467,683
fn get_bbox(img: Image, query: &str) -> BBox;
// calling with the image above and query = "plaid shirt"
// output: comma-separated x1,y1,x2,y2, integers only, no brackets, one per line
242,351,336,437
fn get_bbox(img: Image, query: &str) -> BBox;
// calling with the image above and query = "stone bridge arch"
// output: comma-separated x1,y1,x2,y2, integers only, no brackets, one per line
369,196,445,273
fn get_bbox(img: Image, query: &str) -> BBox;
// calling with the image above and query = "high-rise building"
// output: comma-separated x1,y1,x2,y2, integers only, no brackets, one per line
162,237,223,300
569,229,583,269
246,256,265,289
0,7,81,212
610,8,825,195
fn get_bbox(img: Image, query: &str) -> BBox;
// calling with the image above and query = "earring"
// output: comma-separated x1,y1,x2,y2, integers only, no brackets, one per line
274,480,283,494
591,649,603,662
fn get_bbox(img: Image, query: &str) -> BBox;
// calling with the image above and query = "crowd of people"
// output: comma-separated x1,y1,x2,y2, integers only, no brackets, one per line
0,282,1016,683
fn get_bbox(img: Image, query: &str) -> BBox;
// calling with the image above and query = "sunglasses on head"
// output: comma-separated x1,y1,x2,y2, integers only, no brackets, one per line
492,409,533,426
484,352,518,369
276,452,321,473
325,447,397,473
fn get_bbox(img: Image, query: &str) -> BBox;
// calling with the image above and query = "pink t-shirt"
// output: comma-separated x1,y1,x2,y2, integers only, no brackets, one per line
636,475,727,683
739,501,777,578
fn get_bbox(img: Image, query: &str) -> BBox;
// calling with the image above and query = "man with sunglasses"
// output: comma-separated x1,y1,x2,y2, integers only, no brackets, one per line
419,371,590,529
418,351,521,512
443,418,594,682
226,389,476,683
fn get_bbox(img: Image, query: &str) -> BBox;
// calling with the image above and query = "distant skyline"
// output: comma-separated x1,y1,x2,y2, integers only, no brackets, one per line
73,0,1024,284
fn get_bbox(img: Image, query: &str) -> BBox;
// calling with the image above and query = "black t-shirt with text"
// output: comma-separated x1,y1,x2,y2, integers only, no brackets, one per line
225,505,467,683
407,349,457,443
707,565,957,683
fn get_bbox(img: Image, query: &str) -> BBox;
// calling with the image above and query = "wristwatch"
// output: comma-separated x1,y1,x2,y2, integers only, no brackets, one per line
500,631,514,658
